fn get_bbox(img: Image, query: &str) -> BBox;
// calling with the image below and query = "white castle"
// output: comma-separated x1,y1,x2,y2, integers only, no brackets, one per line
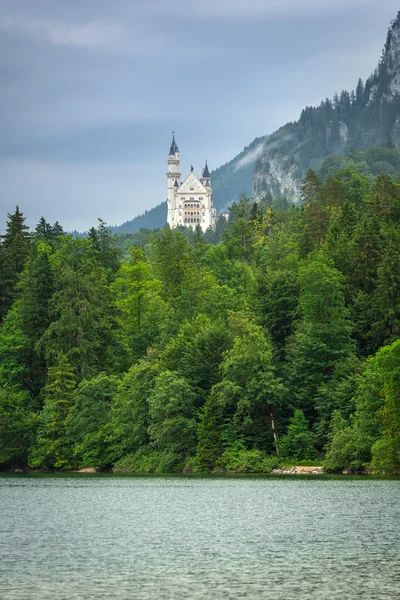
167,134,216,231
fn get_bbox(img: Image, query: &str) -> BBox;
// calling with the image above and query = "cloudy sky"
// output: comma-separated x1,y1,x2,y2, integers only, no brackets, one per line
0,0,399,231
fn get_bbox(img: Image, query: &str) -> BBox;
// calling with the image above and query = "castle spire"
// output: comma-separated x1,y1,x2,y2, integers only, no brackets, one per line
169,132,179,156
202,160,210,178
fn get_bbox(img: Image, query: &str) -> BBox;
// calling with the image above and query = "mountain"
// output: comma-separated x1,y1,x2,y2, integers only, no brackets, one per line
253,12,400,201
110,136,267,233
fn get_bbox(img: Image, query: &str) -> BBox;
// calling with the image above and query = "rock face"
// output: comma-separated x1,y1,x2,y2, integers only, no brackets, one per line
77,467,98,473
386,14,400,96
252,11,400,203
272,466,324,475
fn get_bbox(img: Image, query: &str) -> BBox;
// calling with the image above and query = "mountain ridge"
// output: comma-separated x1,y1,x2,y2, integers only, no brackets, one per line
253,11,400,202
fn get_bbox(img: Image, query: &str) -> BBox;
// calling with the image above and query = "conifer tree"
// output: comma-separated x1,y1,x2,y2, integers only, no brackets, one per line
30,354,76,469
0,206,31,321
286,254,355,420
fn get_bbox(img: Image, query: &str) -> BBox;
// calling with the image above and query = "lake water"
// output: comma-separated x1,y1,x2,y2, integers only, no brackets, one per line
0,475,399,599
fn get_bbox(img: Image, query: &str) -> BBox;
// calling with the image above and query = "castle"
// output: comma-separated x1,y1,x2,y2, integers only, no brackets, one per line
167,134,216,231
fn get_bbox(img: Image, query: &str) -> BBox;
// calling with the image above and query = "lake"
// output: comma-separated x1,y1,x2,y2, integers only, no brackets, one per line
0,474,399,599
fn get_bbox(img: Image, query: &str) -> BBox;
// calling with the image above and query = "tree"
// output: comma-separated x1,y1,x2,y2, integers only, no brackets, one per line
160,315,231,406
369,173,399,218
279,409,317,460
219,312,285,453
88,219,122,275
38,237,120,380
0,386,38,468
300,169,321,207
30,354,76,469
196,381,239,471
112,247,166,359
254,268,299,356
224,193,257,263
370,340,400,473
18,242,55,396
287,254,355,420
371,225,400,348
0,302,29,389
65,373,120,468
111,359,159,459
0,206,31,321
148,371,196,459
151,226,192,300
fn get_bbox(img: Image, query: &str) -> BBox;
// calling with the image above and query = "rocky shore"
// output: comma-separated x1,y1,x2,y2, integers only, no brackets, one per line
271,466,324,475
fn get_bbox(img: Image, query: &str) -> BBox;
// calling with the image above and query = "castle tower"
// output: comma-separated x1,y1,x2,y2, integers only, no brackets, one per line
167,134,181,228
201,160,211,187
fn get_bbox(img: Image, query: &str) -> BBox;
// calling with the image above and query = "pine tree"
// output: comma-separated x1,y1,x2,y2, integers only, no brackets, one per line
30,354,76,469
287,254,355,420
279,409,317,460
18,242,55,396
0,206,31,321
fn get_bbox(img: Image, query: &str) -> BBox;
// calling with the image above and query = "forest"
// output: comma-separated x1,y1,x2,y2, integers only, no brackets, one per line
1,143,400,474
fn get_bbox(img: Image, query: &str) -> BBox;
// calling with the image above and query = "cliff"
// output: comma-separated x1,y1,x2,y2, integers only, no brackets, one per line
253,12,400,202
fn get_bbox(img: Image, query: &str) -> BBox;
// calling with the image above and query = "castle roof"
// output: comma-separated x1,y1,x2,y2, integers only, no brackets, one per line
178,171,209,195
202,160,210,178
169,134,179,156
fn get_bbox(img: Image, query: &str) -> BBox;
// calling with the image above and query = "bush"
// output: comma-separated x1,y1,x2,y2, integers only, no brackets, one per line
216,443,277,473
371,437,400,474
113,447,181,473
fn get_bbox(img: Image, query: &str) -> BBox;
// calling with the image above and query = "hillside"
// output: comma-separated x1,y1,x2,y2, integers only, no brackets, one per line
3,157,400,474
253,12,400,201
110,136,267,233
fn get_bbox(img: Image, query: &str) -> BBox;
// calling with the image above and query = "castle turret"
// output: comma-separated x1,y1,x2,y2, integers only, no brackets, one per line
167,134,181,228
201,160,211,187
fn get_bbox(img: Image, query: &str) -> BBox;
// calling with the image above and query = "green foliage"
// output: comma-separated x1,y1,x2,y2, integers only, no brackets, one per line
110,359,158,458
30,354,77,469
112,247,166,359
0,206,31,321
113,448,181,473
148,371,197,458
287,254,355,417
0,386,38,468
216,443,271,473
65,373,120,468
3,155,400,473
279,410,317,460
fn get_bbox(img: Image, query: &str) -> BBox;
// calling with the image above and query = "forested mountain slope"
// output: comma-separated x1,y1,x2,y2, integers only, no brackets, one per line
253,12,400,201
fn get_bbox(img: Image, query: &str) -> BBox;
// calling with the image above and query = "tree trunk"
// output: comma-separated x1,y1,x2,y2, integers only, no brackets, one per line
269,406,279,454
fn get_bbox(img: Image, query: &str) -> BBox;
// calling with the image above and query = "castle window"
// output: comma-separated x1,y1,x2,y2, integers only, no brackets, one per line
190,187,194,191
190,197,194,200
199,197,203,200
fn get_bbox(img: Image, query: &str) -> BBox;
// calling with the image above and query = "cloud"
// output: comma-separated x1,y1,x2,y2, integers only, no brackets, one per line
139,0,381,21
194,0,379,19
0,14,127,49
234,143,265,171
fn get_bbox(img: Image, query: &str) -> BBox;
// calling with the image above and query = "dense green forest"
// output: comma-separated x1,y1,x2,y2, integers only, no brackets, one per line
1,148,400,474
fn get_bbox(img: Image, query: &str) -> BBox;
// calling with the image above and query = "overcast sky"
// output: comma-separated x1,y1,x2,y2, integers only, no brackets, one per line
0,0,399,232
